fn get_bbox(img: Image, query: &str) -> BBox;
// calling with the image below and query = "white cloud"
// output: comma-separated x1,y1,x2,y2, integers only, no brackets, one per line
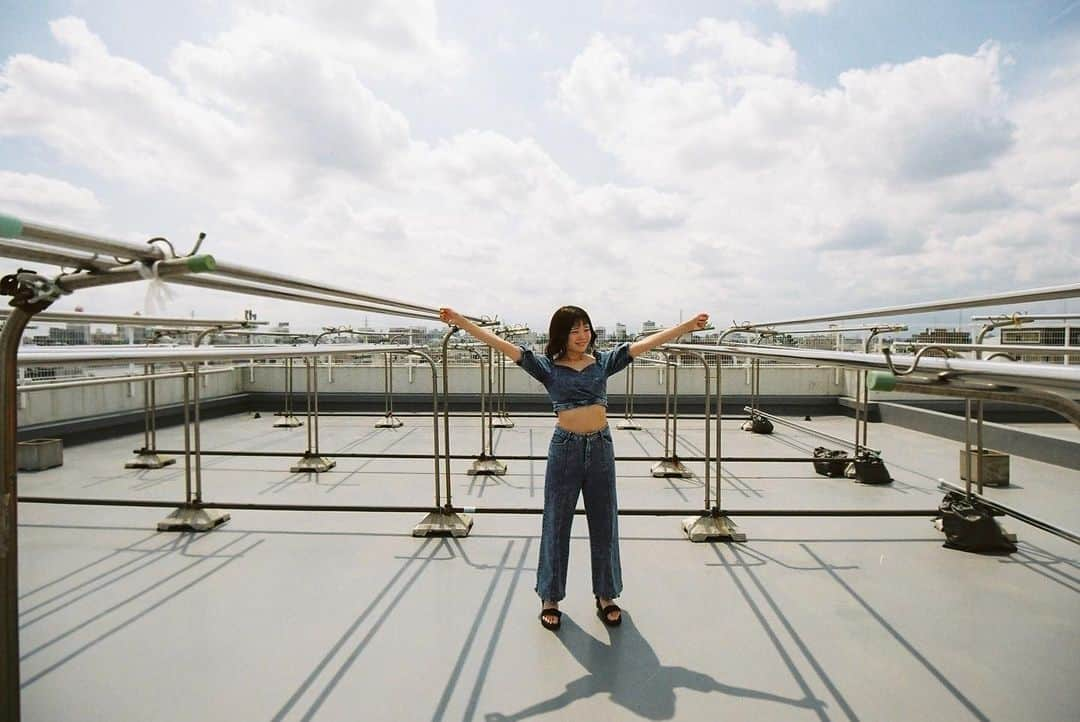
665,19,797,77
213,1,466,85
556,25,1078,315
0,172,102,221
764,0,836,15
0,19,248,190
559,34,1014,185
171,32,412,177
0,6,456,205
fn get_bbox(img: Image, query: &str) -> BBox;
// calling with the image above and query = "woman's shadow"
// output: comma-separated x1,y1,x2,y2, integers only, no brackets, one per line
484,612,825,721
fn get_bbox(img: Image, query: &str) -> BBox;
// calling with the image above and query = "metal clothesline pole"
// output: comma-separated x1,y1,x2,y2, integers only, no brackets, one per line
750,283,1080,328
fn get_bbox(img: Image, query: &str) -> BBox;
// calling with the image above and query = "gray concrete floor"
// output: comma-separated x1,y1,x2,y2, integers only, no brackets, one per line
16,412,1080,722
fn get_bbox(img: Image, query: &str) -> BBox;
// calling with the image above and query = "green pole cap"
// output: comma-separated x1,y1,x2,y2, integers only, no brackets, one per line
184,254,216,273
0,213,24,239
866,370,897,392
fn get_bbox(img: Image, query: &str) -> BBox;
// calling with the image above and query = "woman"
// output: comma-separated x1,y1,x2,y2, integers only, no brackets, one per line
439,305,709,630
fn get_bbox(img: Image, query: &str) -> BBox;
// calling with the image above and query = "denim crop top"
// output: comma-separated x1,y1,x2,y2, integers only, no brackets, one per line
515,342,633,413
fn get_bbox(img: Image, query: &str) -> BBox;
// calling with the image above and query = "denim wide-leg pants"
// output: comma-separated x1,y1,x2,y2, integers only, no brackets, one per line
535,425,622,602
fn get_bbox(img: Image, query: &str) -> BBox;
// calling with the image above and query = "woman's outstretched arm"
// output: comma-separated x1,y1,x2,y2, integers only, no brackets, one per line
439,307,523,363
629,313,709,358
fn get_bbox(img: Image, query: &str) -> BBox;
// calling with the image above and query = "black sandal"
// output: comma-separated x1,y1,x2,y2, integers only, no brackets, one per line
539,607,562,631
595,597,622,627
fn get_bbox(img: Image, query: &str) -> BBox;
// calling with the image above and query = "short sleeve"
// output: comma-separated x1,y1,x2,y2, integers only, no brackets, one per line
515,345,553,385
600,342,633,378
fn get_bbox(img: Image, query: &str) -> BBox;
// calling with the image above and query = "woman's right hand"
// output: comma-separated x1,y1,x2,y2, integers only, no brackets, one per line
439,307,466,326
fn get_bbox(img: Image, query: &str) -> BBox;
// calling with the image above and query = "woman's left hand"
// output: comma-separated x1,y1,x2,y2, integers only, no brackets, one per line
689,313,709,331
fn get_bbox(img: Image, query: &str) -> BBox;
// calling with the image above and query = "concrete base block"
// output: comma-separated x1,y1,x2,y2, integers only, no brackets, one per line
157,505,230,532
125,451,176,469
413,509,473,537
959,449,1010,487
374,414,404,428
616,421,643,430
652,458,692,478
290,455,337,473
17,438,63,471
467,456,507,476
273,415,304,428
491,416,515,428
682,513,747,542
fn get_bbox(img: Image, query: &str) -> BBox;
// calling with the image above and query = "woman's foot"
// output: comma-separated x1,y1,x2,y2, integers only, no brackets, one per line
596,596,622,626
540,602,561,631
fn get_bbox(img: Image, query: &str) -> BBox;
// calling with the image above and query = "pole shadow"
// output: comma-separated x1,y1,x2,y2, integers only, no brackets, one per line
482,612,824,721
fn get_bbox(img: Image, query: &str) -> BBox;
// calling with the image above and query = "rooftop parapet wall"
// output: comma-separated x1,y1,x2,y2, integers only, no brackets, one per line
16,369,244,428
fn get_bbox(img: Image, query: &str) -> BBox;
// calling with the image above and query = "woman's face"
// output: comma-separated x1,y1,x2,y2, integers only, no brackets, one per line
567,319,591,354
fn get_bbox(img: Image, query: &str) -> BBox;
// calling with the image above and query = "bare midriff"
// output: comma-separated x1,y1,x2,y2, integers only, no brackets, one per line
556,404,608,434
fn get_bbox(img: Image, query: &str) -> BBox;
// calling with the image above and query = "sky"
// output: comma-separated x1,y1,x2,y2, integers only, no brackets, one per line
1,0,1078,334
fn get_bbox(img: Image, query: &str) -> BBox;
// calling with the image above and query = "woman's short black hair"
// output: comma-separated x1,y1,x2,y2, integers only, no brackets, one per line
545,305,597,359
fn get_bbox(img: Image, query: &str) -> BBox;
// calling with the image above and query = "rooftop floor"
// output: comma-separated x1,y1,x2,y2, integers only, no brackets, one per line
16,413,1080,721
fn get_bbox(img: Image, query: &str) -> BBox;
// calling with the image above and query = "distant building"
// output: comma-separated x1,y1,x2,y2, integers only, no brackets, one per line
64,322,90,344
911,328,972,344
641,320,660,336
800,334,840,350
1001,324,1077,364
614,323,627,341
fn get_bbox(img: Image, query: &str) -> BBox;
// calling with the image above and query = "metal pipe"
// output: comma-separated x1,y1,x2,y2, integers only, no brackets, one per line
17,343,415,365
677,350,711,511
746,324,908,335
750,283,1080,327
313,356,322,457
5,216,168,262
140,449,830,463
181,369,193,504
971,314,1080,322
662,354,671,456
403,349,442,495
486,346,494,453
0,310,258,328
169,275,443,322
15,497,943,518
0,238,114,271
304,359,313,452
284,358,295,420
742,407,878,454
889,378,1080,427
191,362,204,502
449,343,490,457
210,258,460,319
52,256,216,294
716,353,723,510
2,213,487,323
964,399,973,498
15,365,236,392
384,353,392,418
673,351,680,455
440,329,459,508
907,342,1078,355
662,343,1080,394
142,364,152,451
856,328,891,455
0,304,35,722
